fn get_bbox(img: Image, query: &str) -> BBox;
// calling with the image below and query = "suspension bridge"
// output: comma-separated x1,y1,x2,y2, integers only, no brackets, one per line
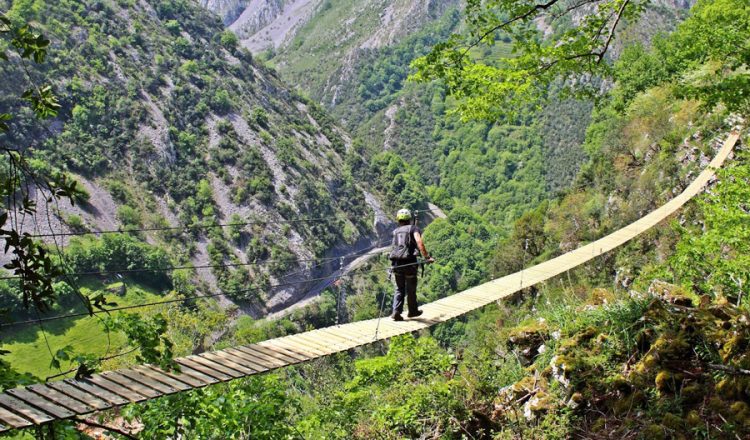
0,131,740,432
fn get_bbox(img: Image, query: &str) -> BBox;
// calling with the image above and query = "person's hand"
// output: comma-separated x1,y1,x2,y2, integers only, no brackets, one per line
425,256,435,264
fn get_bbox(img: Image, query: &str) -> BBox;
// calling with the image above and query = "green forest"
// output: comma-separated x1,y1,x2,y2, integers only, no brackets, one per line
0,0,748,438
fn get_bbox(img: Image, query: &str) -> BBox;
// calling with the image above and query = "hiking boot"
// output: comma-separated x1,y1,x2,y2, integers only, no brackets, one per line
391,313,404,322
407,310,423,318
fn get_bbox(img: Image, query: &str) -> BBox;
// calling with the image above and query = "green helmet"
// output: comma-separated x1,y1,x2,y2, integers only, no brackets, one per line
396,208,411,221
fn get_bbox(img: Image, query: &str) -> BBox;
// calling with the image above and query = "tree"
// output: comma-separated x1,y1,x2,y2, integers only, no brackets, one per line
412,0,749,121
219,30,238,51
663,0,750,113
0,14,71,314
411,0,646,121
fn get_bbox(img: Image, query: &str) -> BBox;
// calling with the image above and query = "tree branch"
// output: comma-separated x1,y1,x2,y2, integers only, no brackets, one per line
551,0,606,21
705,363,750,376
461,0,562,59
595,0,630,63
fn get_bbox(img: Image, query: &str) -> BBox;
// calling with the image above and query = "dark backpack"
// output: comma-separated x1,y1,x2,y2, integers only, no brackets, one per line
389,225,415,261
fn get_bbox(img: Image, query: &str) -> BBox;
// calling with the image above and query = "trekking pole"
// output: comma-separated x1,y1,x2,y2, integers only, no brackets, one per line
374,286,388,341
520,238,529,289
375,265,397,341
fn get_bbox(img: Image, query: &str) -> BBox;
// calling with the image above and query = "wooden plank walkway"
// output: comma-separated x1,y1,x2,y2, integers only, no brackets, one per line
0,132,740,432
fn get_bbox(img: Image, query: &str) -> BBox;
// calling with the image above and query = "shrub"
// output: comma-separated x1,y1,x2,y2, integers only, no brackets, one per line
117,205,141,228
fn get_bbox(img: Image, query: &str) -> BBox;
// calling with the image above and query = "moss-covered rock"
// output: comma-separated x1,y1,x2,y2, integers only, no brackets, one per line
648,280,695,307
680,383,703,404
642,423,667,440
507,321,549,366
655,370,674,393
686,410,701,427
589,288,616,305
661,412,683,431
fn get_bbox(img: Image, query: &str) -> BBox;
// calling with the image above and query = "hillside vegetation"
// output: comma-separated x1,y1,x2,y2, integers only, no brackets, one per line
0,0,384,313
0,0,397,383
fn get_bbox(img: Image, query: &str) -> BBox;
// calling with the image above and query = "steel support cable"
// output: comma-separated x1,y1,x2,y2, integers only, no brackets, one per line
0,209,444,280
0,251,424,329
0,239,393,281
19,208,446,239
25,216,332,238
0,212,560,328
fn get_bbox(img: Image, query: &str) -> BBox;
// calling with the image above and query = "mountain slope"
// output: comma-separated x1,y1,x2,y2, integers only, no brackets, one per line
205,0,695,228
0,0,388,315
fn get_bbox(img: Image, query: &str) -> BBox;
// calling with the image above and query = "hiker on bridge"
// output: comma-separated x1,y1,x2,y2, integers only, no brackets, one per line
389,208,434,321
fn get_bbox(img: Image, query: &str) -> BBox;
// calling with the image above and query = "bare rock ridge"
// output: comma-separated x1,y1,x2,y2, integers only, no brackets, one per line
231,0,319,53
203,0,456,54
199,0,250,25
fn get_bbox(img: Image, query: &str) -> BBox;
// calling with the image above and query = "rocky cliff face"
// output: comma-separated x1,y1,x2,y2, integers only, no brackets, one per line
199,0,249,25
228,0,306,52
202,0,315,53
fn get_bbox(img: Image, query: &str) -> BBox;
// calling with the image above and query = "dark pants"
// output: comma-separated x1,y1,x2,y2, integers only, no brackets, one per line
392,265,419,316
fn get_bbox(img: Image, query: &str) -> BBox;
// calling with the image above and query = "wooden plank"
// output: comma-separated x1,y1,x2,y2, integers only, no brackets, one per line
276,337,329,357
132,366,197,391
150,366,208,388
175,358,232,382
27,384,95,414
425,302,461,315
371,318,422,333
84,376,149,403
6,388,74,419
438,297,482,310
100,372,162,399
47,382,111,411
0,405,32,429
290,332,349,352
64,379,130,407
253,342,310,362
450,294,489,305
179,356,238,379
222,347,280,371
115,370,179,395
244,344,299,365
188,355,246,378
366,325,409,340
169,362,221,385
0,406,34,431
305,329,360,349
267,338,325,358
316,328,368,346
278,335,335,356
423,304,455,316
0,394,54,424
223,347,277,371
288,333,353,353
200,352,259,375
337,324,376,341
433,295,477,306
